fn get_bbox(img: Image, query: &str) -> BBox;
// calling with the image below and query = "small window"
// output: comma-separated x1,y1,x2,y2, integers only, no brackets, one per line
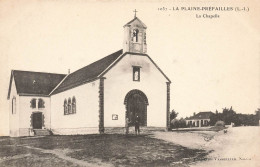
64,99,68,115
38,98,45,109
12,97,16,114
133,66,141,81
68,98,72,114
72,96,76,114
30,98,36,109
144,32,146,44
133,29,139,42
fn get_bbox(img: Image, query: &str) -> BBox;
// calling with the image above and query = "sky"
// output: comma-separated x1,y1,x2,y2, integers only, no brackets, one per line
0,0,259,135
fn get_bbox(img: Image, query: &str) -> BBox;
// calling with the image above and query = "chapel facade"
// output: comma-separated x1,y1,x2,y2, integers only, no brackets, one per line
7,16,171,137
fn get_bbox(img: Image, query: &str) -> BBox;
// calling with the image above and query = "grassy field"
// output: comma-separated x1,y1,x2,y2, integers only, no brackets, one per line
0,134,209,167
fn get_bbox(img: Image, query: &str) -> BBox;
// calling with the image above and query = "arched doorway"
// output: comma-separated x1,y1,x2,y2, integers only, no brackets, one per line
124,89,148,126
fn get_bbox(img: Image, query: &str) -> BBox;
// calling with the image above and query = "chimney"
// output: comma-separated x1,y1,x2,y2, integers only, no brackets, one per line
68,69,70,74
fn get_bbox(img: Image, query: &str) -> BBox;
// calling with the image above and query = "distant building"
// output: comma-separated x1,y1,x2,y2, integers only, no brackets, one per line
185,112,213,127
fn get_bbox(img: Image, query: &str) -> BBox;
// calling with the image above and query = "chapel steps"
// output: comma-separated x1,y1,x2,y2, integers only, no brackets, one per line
33,129,52,136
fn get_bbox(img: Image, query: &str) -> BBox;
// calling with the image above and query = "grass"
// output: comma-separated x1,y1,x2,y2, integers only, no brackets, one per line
0,134,209,166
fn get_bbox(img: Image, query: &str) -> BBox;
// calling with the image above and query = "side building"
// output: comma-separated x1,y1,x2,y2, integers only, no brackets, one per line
185,111,213,127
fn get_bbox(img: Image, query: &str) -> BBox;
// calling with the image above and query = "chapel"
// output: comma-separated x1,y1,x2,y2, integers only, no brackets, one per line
7,14,171,137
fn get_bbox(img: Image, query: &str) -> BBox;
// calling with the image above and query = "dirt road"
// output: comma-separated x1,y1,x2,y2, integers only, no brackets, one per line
154,126,260,167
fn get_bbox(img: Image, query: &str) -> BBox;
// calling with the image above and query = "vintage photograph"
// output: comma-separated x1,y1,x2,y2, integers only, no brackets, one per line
0,0,259,166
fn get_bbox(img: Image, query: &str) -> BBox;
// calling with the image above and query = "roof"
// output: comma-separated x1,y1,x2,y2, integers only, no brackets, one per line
7,70,66,99
52,50,171,94
186,112,213,120
8,49,171,97
124,17,147,29
52,49,123,94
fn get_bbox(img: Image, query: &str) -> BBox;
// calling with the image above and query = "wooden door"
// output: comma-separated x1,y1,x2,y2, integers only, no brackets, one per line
33,112,42,129
127,94,146,126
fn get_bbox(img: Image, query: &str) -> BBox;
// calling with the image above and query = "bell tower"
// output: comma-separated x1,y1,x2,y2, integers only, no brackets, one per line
123,10,147,54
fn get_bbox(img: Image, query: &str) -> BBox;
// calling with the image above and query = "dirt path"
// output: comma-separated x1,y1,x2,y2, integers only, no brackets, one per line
152,130,216,150
153,126,260,167
18,145,113,167
191,126,260,167
0,154,31,163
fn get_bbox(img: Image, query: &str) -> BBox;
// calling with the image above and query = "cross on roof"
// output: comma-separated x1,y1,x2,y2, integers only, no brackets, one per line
133,9,138,18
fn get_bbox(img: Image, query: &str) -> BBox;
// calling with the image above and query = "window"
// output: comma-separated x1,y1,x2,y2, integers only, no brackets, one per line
144,32,146,44
12,97,16,114
133,29,139,42
68,98,72,114
30,98,36,109
64,99,68,115
38,98,45,109
133,66,141,81
72,96,76,114
64,97,76,115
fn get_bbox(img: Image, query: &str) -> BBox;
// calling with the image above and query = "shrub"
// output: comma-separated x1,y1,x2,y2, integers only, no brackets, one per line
170,118,187,129
178,118,187,128
215,120,225,127
170,119,178,129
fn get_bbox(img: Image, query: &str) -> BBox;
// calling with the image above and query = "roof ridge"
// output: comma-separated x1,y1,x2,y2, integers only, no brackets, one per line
12,70,66,76
69,49,123,76
51,49,123,94
49,73,69,96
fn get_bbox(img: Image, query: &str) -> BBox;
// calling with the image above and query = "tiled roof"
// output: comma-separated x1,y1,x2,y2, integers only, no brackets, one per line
52,49,123,94
186,112,213,120
8,70,66,98
8,49,171,98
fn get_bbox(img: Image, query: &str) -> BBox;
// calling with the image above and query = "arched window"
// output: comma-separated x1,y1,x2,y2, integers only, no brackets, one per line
38,98,45,108
64,99,68,115
68,98,72,114
12,97,16,114
30,98,36,109
72,96,76,114
144,32,146,44
133,29,139,42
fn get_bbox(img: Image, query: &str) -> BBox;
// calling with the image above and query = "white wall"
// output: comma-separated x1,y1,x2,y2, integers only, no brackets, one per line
19,96,50,136
103,53,168,128
9,77,19,137
50,80,100,134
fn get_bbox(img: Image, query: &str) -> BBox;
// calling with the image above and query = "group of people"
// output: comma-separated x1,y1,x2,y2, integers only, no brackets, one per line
125,115,140,135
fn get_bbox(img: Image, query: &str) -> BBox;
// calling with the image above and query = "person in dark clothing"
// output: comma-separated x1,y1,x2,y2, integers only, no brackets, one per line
135,115,140,135
125,117,130,135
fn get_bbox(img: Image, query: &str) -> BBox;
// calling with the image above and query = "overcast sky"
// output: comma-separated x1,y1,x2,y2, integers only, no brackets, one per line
0,0,259,135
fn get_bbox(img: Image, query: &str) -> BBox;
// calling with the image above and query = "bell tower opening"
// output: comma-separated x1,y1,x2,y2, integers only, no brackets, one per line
123,10,147,54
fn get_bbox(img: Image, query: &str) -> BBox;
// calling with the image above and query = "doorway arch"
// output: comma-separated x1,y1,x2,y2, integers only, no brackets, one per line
124,89,149,126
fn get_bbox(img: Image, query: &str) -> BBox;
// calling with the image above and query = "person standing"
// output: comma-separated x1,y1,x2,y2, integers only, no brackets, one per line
125,117,130,135
135,115,140,135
